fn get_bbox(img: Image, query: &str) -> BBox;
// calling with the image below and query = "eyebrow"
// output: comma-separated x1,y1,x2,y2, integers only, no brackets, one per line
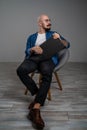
44,19,51,21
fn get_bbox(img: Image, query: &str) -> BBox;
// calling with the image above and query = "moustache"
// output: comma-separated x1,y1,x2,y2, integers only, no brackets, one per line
47,24,51,26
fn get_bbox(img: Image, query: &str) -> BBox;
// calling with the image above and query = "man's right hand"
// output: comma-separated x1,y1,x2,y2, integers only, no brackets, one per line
30,46,43,54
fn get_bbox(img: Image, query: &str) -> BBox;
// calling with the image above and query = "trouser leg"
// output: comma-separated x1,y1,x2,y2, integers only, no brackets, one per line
34,59,56,106
16,59,38,96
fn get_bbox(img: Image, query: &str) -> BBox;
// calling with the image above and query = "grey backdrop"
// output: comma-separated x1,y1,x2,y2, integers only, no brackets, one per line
0,0,87,62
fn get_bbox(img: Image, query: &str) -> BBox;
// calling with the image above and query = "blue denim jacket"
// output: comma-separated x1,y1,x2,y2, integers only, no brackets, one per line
25,31,70,65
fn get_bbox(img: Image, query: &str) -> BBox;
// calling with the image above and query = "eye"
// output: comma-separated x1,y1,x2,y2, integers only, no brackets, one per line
45,19,51,22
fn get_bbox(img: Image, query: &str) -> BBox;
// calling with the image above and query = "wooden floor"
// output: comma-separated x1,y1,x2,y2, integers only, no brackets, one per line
0,62,87,130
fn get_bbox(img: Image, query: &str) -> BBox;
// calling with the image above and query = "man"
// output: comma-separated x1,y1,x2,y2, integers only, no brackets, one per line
17,14,70,129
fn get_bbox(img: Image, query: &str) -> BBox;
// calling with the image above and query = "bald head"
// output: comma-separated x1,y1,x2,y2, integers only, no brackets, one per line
37,14,49,22
37,14,51,32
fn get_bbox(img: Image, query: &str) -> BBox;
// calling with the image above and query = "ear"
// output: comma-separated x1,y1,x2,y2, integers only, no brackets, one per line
38,21,42,27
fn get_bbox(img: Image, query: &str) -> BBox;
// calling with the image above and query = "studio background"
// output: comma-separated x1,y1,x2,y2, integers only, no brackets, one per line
0,0,87,62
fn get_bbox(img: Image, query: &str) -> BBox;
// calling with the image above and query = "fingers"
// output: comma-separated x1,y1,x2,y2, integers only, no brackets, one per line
53,33,60,39
36,46,43,54
30,46,43,54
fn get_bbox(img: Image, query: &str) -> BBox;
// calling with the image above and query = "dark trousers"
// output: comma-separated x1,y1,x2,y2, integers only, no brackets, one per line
16,59,56,106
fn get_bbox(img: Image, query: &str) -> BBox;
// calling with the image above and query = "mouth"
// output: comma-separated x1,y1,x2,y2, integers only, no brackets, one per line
47,24,51,27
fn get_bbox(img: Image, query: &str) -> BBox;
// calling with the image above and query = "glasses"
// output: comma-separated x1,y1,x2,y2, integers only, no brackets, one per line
44,19,51,22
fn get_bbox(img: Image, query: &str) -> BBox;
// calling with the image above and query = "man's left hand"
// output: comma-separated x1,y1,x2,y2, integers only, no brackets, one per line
53,33,68,47
53,33,60,39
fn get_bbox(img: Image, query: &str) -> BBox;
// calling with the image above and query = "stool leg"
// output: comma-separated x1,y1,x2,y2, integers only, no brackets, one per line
54,72,62,90
24,88,28,95
47,89,51,101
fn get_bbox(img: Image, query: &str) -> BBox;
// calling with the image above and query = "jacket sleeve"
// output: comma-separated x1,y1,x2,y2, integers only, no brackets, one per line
60,35,70,48
25,36,31,58
52,31,70,48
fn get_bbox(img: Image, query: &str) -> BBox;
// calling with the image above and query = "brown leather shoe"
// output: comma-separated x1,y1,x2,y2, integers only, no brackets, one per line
27,108,45,129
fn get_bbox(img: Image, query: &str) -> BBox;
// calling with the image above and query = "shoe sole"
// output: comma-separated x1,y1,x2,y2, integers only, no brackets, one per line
27,114,44,129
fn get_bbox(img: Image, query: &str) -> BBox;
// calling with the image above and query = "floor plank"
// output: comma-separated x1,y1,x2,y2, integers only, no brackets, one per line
0,62,87,130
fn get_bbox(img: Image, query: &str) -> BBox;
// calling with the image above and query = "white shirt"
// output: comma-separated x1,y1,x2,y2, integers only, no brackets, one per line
35,33,46,46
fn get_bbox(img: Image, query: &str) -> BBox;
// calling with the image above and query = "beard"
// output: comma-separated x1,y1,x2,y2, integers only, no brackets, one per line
44,27,51,31
44,25,51,31
42,23,51,32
